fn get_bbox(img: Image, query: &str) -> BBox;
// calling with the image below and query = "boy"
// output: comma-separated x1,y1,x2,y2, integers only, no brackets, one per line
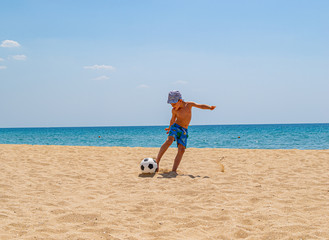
156,90,216,173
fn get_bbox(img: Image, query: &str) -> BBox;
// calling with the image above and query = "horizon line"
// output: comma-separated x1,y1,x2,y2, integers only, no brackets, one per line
1,122,328,129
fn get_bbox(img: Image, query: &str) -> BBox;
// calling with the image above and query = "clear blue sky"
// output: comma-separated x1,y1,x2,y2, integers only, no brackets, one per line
1,0,328,127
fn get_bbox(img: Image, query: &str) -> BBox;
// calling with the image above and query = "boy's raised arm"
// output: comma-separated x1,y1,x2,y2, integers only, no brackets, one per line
190,102,216,110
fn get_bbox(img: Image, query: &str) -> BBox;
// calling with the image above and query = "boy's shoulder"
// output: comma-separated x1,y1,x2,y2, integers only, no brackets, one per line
185,101,194,104
185,101,196,107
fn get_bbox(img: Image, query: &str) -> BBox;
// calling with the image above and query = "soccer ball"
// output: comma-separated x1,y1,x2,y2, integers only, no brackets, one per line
140,158,158,173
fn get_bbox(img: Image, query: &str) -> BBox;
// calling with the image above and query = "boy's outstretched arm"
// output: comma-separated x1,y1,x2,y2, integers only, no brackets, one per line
190,102,216,110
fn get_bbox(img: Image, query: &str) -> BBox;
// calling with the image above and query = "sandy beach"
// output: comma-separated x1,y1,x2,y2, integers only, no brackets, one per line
0,144,329,240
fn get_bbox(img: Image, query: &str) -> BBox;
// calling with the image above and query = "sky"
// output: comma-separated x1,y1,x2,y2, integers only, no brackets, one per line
0,0,328,128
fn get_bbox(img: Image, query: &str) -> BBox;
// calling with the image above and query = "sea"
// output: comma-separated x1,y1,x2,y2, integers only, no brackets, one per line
0,124,328,150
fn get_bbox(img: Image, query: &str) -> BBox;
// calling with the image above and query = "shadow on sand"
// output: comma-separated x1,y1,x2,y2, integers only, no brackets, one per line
138,173,156,178
138,170,210,179
157,171,179,178
157,172,210,179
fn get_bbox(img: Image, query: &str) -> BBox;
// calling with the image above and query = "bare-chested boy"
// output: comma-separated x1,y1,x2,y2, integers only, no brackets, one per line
156,90,216,173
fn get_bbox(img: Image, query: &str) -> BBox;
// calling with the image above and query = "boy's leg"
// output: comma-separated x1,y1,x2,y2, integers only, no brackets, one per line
172,144,185,172
155,136,174,170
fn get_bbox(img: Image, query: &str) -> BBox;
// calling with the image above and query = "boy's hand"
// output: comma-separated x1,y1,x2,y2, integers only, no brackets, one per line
210,106,216,110
165,127,170,134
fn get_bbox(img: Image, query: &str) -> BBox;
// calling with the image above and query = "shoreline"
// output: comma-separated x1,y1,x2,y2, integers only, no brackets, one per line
1,144,329,239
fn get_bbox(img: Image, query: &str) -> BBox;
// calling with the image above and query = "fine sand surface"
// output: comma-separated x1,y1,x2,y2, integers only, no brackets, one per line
0,144,329,240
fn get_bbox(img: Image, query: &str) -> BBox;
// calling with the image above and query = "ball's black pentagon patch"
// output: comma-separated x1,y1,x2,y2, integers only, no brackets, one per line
144,159,148,162
141,165,144,170
148,163,154,169
153,159,157,163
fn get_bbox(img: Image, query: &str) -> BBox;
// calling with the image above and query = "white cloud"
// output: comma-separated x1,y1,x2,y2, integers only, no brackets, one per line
11,55,27,61
137,84,150,89
174,80,188,85
84,65,115,70
0,66,7,70
92,75,110,81
0,58,4,61
1,40,21,48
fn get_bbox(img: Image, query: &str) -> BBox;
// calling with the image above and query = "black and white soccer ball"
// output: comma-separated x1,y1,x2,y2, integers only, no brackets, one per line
140,158,158,173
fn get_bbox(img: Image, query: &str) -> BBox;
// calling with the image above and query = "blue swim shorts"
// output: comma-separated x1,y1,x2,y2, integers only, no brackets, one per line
169,123,188,148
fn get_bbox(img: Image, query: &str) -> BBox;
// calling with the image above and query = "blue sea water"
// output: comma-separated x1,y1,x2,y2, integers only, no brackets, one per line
0,124,328,150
